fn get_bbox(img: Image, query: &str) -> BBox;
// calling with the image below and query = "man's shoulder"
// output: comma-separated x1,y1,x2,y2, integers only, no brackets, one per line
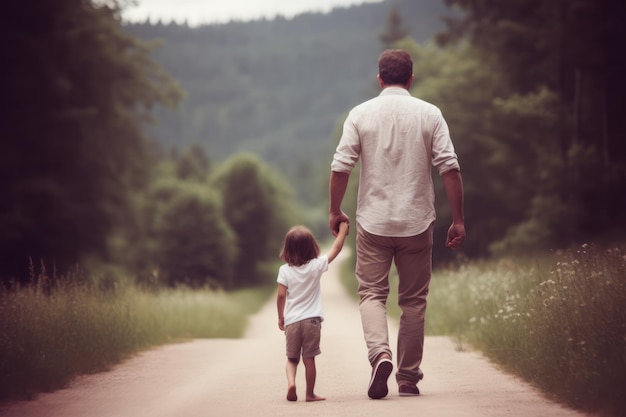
413,96,442,113
350,93,441,115
350,95,380,111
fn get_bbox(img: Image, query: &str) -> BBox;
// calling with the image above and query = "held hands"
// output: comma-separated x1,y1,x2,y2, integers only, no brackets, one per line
329,211,350,236
446,223,466,250
337,221,349,236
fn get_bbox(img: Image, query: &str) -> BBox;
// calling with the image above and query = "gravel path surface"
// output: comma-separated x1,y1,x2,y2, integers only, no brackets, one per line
0,252,589,417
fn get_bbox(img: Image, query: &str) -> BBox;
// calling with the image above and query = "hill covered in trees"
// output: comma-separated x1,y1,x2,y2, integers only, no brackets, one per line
123,0,451,206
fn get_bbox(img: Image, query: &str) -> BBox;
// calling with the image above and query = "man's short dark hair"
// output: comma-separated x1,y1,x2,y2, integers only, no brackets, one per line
378,49,413,86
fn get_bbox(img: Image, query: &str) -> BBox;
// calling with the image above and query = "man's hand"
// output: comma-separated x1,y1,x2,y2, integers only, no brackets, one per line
446,223,466,250
442,169,465,250
329,171,351,236
329,211,350,237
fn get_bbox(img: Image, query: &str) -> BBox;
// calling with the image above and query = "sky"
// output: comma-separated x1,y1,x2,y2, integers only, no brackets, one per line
121,0,384,26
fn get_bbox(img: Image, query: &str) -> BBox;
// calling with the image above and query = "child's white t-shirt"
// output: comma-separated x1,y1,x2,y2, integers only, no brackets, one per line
277,255,329,326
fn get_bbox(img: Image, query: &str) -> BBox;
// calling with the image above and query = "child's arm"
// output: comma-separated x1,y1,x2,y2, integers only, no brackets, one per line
326,221,349,264
276,284,287,331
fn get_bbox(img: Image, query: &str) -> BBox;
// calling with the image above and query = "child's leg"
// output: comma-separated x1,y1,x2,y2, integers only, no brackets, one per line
286,358,298,401
302,357,325,402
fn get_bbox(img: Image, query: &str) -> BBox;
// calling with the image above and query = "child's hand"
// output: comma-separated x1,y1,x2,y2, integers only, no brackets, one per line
339,221,349,235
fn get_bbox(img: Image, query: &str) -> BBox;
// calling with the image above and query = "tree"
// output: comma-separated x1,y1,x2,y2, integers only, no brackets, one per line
152,183,236,288
435,0,626,252
0,0,181,281
174,144,212,182
379,7,410,48
211,154,294,286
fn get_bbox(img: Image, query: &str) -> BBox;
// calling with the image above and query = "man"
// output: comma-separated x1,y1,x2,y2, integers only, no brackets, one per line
329,49,465,399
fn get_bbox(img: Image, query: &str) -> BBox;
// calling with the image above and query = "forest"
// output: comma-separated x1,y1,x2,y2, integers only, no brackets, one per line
1,0,625,287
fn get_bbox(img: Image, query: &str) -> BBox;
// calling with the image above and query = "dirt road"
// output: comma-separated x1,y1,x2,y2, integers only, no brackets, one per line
0,252,588,417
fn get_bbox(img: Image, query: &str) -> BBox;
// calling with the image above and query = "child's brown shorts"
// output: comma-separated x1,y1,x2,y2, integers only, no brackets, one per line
285,317,322,359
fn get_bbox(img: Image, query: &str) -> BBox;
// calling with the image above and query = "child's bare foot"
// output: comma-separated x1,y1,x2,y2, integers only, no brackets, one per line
305,394,326,402
286,385,297,401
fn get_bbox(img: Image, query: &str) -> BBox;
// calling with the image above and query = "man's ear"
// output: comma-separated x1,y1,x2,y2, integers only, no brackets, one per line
377,74,385,88
406,74,414,89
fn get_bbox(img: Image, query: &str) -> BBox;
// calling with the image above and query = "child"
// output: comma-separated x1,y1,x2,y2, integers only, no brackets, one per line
276,222,349,402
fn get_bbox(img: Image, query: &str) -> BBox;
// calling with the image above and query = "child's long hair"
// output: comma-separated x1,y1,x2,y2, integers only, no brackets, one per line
280,225,320,267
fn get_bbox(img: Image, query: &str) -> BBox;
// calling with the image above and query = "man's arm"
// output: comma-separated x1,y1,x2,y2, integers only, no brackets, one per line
442,169,466,249
329,171,351,236
326,221,349,263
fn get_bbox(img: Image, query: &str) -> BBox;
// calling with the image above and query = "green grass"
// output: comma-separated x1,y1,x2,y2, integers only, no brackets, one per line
0,274,273,401
428,244,626,416
339,243,626,416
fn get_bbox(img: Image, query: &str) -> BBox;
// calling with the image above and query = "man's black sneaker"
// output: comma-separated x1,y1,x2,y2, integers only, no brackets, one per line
367,358,393,399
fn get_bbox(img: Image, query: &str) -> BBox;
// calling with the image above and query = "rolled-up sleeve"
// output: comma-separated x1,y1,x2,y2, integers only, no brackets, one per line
331,113,361,173
431,110,460,175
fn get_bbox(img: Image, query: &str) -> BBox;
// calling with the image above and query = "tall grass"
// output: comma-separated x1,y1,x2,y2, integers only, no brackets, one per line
0,269,272,401
426,244,626,416
338,243,625,415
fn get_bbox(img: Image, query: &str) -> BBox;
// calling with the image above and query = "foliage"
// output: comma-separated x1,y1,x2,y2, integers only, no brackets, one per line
130,146,237,288
379,7,410,47
435,0,626,254
152,183,237,288
211,154,296,286
120,149,298,289
0,0,181,282
174,144,212,181
426,244,626,416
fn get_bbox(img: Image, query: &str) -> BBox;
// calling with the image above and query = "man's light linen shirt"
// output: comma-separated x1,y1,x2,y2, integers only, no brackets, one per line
331,87,460,237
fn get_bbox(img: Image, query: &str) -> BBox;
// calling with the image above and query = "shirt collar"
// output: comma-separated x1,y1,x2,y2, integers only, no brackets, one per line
379,86,411,97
